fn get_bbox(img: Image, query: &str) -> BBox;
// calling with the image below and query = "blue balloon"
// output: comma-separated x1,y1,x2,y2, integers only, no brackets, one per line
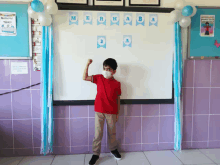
182,5,194,17
31,0,44,13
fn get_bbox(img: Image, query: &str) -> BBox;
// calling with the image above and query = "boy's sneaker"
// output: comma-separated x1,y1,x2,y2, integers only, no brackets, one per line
110,149,121,161
88,155,99,165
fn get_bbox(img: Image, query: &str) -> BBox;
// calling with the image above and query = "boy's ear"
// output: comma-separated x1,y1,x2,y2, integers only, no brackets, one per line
113,70,116,74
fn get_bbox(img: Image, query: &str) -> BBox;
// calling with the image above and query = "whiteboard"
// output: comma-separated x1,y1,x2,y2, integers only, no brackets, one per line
53,10,174,101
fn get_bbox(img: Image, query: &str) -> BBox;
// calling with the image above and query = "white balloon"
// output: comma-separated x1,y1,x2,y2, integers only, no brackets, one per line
38,12,52,26
170,9,182,24
27,6,39,19
179,17,191,28
175,0,186,10
45,2,58,15
39,0,46,5
190,5,197,17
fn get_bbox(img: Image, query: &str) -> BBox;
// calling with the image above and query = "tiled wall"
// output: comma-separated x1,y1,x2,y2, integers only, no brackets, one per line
0,59,220,157
182,60,220,149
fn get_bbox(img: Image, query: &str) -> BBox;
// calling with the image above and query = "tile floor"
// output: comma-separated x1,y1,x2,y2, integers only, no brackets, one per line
0,149,220,165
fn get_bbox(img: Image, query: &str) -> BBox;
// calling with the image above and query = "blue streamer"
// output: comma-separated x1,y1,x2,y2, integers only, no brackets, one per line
174,22,183,151
50,24,54,152
40,25,54,155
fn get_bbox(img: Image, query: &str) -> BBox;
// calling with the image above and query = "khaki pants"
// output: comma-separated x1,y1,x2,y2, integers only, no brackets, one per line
92,112,118,156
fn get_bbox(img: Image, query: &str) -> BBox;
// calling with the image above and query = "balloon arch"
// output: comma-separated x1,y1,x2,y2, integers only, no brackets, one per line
27,0,197,27
27,0,58,26
170,0,197,28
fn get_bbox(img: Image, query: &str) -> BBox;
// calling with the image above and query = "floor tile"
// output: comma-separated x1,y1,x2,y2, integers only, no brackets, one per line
172,149,215,164
117,152,151,165
85,153,117,165
144,150,183,165
0,157,24,165
18,155,55,165
52,154,85,165
199,148,220,164
186,164,216,165
1,149,220,165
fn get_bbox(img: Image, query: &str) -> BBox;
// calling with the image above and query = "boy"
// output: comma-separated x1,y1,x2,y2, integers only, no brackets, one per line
204,22,211,35
83,58,122,165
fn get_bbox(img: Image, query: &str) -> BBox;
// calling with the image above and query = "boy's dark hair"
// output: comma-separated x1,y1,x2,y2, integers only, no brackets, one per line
103,58,118,70
205,22,209,25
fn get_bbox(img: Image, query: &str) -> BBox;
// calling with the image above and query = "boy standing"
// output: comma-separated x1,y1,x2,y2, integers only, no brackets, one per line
83,58,122,165
204,22,211,36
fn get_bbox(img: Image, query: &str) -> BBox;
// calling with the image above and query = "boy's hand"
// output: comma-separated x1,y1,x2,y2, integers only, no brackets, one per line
87,59,93,65
116,114,118,122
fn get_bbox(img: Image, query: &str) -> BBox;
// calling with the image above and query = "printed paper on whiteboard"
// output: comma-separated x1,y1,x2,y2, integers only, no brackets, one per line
0,12,17,36
11,62,28,74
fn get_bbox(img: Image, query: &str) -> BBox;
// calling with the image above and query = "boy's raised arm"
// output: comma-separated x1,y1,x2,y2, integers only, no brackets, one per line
83,59,93,82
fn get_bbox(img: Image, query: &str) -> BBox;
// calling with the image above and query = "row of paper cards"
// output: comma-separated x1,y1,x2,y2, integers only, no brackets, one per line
69,12,158,27
31,19,42,71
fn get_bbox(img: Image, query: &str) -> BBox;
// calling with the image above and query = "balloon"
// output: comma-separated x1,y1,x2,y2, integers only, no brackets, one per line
179,17,191,28
45,2,58,15
31,0,44,12
40,0,46,5
175,0,185,10
182,5,194,17
38,12,52,26
27,6,39,19
190,5,197,17
170,10,182,24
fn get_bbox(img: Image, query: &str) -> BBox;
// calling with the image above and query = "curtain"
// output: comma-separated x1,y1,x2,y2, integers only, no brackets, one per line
40,24,54,156
173,22,183,151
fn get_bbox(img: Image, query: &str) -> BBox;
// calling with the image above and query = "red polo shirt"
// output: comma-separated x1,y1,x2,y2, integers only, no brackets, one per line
92,74,121,114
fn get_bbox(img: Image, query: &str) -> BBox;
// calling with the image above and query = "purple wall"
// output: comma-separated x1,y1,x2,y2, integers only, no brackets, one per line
0,59,220,157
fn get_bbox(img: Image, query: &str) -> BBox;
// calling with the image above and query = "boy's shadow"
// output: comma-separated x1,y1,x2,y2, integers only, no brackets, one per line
114,64,149,100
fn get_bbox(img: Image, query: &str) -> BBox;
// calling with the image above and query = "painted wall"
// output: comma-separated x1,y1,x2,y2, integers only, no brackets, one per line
1,59,220,157
1,0,220,157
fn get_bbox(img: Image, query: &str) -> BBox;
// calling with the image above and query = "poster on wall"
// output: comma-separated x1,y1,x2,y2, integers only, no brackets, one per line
11,62,28,74
93,0,125,7
0,12,17,36
200,15,215,37
56,0,88,5
129,0,160,6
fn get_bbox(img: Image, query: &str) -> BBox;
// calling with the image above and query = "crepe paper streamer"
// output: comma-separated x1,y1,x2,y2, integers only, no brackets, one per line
40,24,54,156
173,22,183,152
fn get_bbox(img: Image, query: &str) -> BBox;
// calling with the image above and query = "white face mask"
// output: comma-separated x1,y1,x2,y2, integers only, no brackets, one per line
102,70,112,79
